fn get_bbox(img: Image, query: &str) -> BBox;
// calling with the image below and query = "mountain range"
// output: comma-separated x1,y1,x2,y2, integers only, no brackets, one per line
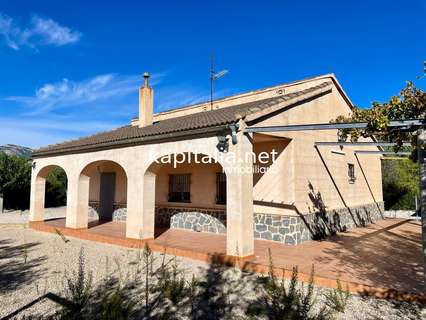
0,144,32,158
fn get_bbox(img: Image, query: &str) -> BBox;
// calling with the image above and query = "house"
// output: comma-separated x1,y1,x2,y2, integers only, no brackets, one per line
29,73,383,258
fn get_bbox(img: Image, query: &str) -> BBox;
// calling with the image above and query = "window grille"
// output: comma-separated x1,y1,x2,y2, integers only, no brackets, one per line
348,163,356,182
169,174,191,202
216,172,227,204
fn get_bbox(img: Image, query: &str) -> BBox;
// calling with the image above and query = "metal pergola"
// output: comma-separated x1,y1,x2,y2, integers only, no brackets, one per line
353,151,412,155
246,119,426,292
314,141,412,147
245,119,426,133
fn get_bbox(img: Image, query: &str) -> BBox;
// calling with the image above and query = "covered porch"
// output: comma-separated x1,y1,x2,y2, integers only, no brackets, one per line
29,217,423,298
29,133,256,257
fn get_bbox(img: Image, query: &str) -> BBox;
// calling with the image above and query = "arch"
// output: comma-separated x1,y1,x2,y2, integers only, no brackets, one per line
77,160,128,228
80,160,129,178
142,152,227,238
142,149,226,175
30,164,68,222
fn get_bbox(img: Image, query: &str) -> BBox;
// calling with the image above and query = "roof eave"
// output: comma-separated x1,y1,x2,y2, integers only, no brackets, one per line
32,124,233,159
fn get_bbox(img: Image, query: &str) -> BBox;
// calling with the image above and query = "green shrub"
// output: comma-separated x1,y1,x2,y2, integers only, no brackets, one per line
247,249,330,320
157,257,187,305
382,159,419,210
0,152,67,210
97,287,134,320
0,153,31,210
60,248,93,319
40,246,356,319
45,167,68,208
324,279,350,313
191,254,240,320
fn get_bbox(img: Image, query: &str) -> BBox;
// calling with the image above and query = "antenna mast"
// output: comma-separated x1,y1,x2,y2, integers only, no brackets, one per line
209,54,229,111
210,55,214,110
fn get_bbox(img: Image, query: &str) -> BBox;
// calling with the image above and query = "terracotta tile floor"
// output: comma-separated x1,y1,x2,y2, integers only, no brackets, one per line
37,218,423,295
252,219,422,293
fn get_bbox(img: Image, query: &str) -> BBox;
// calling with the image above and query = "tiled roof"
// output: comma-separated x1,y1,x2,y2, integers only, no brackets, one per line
33,81,332,157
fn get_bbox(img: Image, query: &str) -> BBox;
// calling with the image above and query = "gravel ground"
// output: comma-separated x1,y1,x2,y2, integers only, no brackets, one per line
0,207,66,224
0,222,425,319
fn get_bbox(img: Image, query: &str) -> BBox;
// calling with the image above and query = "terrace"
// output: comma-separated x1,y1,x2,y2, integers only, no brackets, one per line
29,217,423,299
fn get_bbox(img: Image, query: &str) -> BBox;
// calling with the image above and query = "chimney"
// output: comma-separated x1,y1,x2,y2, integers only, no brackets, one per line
139,72,154,127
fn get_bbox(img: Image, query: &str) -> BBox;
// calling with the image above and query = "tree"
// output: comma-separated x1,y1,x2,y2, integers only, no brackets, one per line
333,81,426,159
332,81,425,210
0,153,67,210
382,158,419,210
45,167,68,207
0,152,31,210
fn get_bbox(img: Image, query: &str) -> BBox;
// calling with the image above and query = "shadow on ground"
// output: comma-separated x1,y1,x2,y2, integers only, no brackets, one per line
2,251,251,320
312,220,423,293
0,238,46,294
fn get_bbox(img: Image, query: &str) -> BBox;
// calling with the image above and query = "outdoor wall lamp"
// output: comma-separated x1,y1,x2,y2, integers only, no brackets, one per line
216,136,229,153
216,124,239,152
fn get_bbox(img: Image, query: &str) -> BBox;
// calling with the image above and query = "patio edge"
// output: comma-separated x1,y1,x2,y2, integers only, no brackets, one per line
28,221,426,304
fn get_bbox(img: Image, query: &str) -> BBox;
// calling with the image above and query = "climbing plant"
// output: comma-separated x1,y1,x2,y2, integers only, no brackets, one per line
333,81,426,160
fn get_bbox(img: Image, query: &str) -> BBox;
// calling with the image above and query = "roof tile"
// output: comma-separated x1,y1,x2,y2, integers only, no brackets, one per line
33,81,331,157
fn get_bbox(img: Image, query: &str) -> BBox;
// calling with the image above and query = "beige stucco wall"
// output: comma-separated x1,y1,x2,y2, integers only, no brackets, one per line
84,162,128,204
30,81,383,222
131,74,347,125
30,130,254,256
29,76,384,256
155,161,224,209
252,84,383,215
252,138,295,215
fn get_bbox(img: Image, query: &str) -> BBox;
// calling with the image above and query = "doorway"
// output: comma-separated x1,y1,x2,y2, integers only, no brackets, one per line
99,172,116,221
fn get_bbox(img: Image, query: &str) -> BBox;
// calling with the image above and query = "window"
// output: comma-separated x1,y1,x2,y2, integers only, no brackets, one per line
348,163,356,182
216,172,227,204
168,174,191,202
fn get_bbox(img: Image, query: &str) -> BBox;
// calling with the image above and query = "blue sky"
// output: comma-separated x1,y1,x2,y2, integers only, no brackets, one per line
0,0,425,148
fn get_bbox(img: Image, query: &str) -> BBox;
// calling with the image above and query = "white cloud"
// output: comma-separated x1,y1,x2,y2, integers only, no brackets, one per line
0,13,20,49
0,70,238,148
22,16,81,47
7,74,138,114
0,12,81,50
5,72,166,115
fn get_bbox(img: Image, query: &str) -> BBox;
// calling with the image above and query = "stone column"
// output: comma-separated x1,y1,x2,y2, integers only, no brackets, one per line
126,171,155,240
142,171,156,238
29,174,46,222
66,175,89,229
225,131,254,257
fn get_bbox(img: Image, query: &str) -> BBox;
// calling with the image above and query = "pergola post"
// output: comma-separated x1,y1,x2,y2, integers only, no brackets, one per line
418,130,426,292
247,120,426,290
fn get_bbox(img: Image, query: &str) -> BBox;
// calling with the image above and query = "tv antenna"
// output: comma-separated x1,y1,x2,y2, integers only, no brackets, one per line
210,55,229,110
